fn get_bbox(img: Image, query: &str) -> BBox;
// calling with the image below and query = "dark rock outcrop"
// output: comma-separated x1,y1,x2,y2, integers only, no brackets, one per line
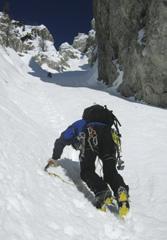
93,0,167,107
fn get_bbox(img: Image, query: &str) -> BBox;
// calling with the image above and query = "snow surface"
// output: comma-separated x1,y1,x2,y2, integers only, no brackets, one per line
0,46,167,240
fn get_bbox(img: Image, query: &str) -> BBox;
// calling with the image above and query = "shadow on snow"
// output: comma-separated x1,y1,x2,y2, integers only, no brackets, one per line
59,159,119,216
28,57,108,90
28,57,155,109
59,158,95,205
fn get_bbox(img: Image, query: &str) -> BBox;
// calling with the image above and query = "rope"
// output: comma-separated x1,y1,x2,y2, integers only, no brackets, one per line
47,171,74,185
44,164,74,186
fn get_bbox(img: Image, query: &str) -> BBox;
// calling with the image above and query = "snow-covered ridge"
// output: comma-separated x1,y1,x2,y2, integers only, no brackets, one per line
0,12,96,73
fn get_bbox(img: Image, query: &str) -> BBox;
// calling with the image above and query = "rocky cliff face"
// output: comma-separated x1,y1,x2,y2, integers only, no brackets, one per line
93,0,167,107
72,20,97,66
0,12,95,72
0,12,62,71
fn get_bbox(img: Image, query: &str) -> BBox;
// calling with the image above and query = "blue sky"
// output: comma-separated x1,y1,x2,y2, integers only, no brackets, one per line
0,0,93,48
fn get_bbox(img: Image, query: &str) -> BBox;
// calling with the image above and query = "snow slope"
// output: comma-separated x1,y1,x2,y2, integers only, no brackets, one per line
0,46,167,240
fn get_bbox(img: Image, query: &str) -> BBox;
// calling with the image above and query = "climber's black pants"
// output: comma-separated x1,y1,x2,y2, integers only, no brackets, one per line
80,126,127,196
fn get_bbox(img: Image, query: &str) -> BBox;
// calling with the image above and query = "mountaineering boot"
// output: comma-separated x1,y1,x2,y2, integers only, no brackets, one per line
117,186,129,218
95,190,113,211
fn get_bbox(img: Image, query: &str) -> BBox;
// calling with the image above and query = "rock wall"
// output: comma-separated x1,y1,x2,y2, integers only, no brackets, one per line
93,0,167,107
72,22,97,66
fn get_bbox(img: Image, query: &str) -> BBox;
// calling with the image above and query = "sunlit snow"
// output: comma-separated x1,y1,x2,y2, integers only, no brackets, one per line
0,46,167,240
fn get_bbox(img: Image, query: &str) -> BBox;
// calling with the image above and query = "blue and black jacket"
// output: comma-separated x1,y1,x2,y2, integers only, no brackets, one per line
52,119,107,160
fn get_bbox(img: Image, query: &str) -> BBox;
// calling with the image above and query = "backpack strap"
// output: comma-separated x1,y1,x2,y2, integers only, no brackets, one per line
104,105,121,136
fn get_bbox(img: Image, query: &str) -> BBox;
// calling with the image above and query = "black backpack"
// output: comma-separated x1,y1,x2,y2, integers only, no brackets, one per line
83,104,124,170
82,104,121,135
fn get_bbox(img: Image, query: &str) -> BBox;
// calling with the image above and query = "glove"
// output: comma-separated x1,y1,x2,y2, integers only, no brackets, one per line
44,158,59,171
48,158,59,167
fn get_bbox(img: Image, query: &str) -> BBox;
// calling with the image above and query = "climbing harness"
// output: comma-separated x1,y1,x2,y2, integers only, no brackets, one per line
77,132,86,158
87,126,98,152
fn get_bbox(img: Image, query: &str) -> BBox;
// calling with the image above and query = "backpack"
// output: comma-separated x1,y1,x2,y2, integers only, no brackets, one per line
83,104,124,170
82,104,121,134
